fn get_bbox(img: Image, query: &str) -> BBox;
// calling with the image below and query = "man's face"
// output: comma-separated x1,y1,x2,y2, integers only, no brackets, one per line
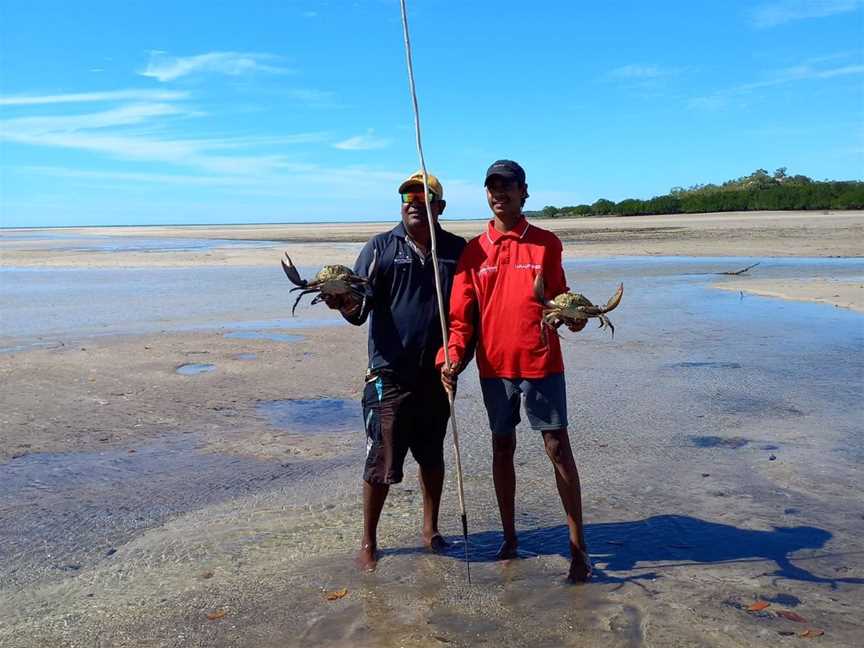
400,186,444,232
486,176,527,220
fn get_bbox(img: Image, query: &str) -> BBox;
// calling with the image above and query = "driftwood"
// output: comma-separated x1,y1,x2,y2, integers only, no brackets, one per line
717,262,760,276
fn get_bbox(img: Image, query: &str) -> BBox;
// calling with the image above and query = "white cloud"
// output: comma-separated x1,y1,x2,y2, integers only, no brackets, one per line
2,103,189,133
751,0,862,28
333,130,390,150
689,61,864,109
0,102,324,175
609,64,679,79
140,51,292,82
0,89,188,106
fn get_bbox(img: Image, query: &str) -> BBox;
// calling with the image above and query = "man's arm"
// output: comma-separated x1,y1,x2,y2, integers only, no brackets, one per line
437,253,477,392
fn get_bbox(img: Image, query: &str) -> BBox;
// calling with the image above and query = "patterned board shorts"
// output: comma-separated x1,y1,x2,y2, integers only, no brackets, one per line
362,370,450,484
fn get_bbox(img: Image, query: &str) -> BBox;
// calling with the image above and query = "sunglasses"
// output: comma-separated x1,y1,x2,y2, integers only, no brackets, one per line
401,191,439,204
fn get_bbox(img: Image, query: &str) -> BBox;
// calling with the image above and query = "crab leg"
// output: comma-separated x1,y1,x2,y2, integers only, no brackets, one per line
291,288,319,316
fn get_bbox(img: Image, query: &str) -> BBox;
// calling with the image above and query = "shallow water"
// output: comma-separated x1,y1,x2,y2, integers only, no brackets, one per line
257,399,363,435
0,436,352,592
1,255,862,646
0,264,345,350
224,331,304,343
0,230,279,252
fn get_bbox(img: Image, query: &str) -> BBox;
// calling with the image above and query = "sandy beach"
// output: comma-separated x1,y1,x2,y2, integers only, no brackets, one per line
1,210,862,647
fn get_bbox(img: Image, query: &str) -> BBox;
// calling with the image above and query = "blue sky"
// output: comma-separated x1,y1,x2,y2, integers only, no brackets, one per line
1,0,862,227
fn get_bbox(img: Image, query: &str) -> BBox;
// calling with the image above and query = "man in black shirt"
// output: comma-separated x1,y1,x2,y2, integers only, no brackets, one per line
325,171,466,572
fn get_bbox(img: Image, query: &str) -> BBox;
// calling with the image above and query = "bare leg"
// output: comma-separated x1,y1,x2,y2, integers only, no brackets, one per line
492,434,519,559
357,480,389,572
418,463,449,551
542,428,592,582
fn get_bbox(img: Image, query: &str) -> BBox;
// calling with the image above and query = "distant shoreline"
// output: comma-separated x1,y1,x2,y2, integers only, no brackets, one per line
3,207,861,232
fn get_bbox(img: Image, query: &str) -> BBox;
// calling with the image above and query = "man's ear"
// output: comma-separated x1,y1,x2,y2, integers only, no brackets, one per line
437,199,446,215
521,184,529,207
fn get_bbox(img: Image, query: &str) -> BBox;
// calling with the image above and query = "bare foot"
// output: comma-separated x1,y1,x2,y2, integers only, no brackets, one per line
355,544,378,572
567,547,592,583
424,533,450,553
496,539,519,560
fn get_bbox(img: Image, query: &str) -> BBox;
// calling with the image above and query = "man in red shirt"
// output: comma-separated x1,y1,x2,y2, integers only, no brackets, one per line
439,160,592,582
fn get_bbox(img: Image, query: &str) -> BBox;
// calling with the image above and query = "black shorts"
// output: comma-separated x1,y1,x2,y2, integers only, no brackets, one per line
362,369,450,485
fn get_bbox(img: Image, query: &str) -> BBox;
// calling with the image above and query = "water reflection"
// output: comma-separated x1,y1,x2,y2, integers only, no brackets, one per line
176,363,216,375
257,399,362,435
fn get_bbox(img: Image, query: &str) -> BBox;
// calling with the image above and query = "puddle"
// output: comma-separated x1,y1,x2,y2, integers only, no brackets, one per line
690,436,750,449
234,352,258,361
668,361,742,369
257,399,362,435
0,340,65,354
175,363,216,375
224,331,304,343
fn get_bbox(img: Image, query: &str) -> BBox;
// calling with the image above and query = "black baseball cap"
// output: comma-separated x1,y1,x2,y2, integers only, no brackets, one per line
484,159,526,186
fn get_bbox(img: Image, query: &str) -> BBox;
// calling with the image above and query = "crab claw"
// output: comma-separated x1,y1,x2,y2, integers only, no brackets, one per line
281,253,308,288
533,273,556,308
603,283,624,313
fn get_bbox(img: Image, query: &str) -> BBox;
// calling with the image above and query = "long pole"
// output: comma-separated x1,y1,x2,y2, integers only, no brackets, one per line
398,0,470,584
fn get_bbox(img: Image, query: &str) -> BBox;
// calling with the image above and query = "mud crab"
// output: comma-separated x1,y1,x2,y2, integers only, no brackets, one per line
534,274,624,339
281,250,377,316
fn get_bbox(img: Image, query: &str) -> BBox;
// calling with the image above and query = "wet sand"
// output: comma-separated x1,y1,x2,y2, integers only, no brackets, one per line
1,213,862,647
714,278,864,313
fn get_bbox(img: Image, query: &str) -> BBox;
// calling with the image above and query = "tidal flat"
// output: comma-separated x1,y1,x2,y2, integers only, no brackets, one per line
1,214,862,647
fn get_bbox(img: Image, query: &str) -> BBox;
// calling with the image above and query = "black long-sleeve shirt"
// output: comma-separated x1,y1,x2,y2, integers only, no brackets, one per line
346,222,466,385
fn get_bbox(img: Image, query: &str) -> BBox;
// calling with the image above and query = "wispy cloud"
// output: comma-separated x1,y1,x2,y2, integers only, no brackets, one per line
333,130,390,151
689,60,864,109
140,51,292,82
0,101,322,175
2,103,190,133
609,64,682,79
0,89,188,106
750,0,862,28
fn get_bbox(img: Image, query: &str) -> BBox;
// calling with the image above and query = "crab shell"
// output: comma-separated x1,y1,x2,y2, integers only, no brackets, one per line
311,265,357,295
548,292,599,319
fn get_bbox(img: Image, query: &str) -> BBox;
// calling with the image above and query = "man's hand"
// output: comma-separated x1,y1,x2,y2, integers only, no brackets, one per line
321,293,361,316
440,362,461,395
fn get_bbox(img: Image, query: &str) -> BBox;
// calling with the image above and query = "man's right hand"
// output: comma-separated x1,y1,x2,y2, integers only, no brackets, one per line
440,363,460,395
321,293,361,316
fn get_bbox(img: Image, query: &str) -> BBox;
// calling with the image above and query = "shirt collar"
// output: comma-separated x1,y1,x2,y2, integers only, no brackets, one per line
391,221,443,240
485,215,530,245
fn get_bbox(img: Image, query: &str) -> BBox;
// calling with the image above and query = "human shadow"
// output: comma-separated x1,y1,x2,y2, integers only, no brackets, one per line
421,514,862,588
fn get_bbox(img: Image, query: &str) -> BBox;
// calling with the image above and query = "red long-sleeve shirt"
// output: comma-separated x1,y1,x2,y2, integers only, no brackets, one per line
438,216,568,379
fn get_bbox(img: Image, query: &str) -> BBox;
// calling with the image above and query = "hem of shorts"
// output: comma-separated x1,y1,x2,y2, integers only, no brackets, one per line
364,475,404,486
530,422,568,431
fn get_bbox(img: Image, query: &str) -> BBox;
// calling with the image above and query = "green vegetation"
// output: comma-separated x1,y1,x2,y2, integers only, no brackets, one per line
528,169,864,218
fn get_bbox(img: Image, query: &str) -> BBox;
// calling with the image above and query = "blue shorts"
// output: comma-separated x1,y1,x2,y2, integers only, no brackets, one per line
480,373,568,437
